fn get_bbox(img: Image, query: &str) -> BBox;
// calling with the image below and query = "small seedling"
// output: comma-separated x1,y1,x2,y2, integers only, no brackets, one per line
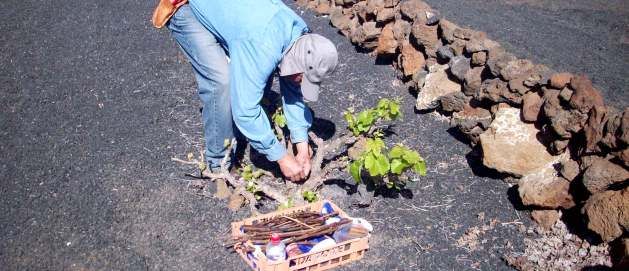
344,98,401,136
302,190,318,203
272,107,287,129
277,198,295,210
240,164,266,200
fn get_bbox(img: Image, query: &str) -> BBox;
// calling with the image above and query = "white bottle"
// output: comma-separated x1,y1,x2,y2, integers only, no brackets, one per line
265,233,286,262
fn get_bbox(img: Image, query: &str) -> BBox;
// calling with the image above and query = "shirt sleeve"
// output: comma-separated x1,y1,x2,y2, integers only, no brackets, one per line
279,76,313,143
229,41,286,161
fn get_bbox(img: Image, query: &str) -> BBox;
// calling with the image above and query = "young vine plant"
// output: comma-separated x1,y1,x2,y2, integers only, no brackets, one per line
345,98,427,189
344,98,401,136
271,107,287,129
240,165,265,200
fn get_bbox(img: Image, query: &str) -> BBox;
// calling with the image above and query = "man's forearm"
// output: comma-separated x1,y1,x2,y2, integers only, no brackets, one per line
232,110,288,161
280,77,313,144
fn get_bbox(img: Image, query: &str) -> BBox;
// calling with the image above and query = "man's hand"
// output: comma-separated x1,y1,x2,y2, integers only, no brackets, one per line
295,141,312,178
278,153,304,182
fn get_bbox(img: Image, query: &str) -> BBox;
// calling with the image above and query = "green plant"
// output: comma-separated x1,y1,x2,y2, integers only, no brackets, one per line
277,198,294,210
350,141,426,189
346,98,426,189
302,190,318,203
272,107,287,128
344,98,401,136
240,165,265,200
388,145,427,176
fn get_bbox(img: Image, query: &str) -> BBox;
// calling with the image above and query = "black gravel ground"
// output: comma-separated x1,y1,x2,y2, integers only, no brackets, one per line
0,0,625,270
423,0,629,108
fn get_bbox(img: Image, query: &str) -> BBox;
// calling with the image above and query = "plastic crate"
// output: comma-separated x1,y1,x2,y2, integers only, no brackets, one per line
231,200,370,271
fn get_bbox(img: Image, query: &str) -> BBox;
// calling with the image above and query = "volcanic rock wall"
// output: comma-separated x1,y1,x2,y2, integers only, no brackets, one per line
297,0,628,249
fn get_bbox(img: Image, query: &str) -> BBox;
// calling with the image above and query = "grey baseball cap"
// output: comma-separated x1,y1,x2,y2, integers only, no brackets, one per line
279,34,338,102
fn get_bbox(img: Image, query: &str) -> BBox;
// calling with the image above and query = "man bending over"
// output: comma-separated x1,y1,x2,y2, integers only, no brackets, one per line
152,0,338,181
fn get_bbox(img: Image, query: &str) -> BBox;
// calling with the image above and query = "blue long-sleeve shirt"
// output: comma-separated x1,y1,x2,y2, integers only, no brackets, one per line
188,0,311,161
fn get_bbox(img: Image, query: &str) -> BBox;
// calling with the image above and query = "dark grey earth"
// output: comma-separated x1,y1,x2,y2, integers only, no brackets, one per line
423,0,629,108
0,0,626,270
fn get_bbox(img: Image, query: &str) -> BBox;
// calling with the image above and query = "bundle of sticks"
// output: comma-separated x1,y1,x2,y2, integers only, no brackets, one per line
230,211,351,247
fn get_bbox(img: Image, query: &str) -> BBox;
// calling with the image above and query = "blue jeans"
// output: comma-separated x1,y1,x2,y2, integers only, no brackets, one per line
167,5,233,170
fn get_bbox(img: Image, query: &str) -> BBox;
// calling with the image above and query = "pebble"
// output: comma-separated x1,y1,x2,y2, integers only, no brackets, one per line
425,10,441,25
504,221,612,269
578,248,588,257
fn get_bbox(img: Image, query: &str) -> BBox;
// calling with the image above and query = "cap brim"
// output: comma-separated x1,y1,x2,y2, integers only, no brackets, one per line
301,78,320,102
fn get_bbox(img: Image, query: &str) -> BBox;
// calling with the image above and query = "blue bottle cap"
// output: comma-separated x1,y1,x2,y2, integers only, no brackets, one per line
321,202,334,215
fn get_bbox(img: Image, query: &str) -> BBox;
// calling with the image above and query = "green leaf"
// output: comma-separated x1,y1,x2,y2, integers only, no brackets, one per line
377,98,390,110
302,191,318,203
390,158,408,174
402,149,421,164
241,165,254,181
344,112,356,133
272,108,287,128
357,123,369,133
349,160,363,183
413,160,427,176
356,110,371,124
365,138,385,154
246,180,257,193
343,98,406,137
374,154,390,175
343,111,354,123
389,145,405,159
364,153,377,176
277,198,294,210
389,102,401,118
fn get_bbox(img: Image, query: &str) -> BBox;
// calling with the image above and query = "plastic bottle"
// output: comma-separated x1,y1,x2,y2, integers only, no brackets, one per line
265,233,286,262
332,224,353,243
332,220,371,243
